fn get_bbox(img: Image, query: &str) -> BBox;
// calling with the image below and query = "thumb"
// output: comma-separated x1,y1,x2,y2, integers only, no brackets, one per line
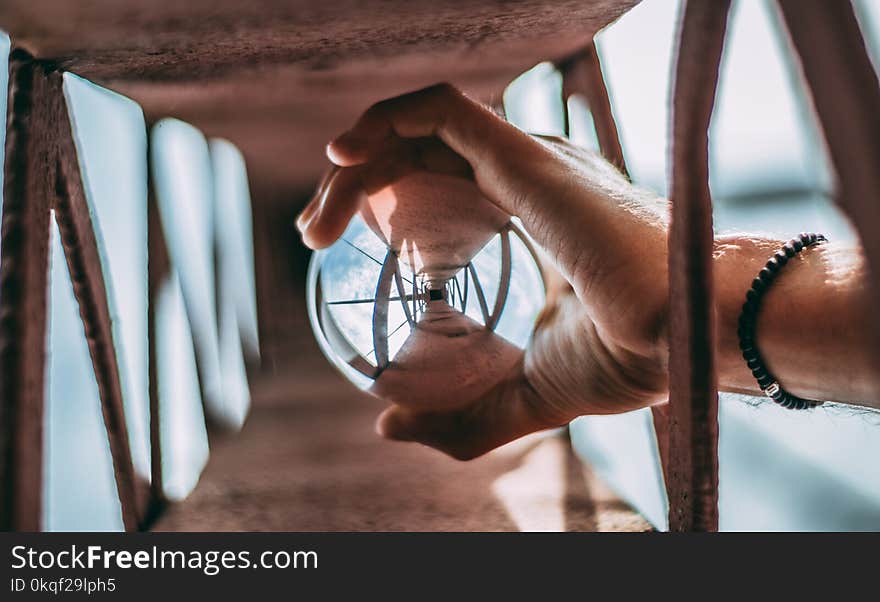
375,368,567,461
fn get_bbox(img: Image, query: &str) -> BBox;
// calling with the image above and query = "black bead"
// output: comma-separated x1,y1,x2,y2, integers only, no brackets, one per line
737,233,827,410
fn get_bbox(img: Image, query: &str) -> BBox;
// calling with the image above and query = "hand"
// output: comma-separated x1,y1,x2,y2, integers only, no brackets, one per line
298,83,676,459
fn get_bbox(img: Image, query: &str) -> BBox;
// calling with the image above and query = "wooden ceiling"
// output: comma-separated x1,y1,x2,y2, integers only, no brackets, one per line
0,0,637,197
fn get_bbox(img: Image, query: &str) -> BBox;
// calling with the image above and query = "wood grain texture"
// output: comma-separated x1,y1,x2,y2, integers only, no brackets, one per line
0,1,638,191
0,52,52,532
154,342,651,533
776,0,880,395
666,0,730,532
50,68,142,531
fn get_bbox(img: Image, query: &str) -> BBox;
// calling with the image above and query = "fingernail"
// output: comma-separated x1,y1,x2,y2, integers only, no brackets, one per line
326,140,346,165
326,134,362,165
295,200,319,232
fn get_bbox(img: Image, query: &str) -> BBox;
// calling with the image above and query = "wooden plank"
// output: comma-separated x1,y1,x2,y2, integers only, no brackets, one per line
49,68,141,531
776,0,880,375
145,174,170,524
0,51,53,532
558,41,627,173
666,0,730,532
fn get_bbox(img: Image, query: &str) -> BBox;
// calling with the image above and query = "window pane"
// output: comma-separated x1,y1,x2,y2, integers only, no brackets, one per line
45,216,124,531
157,272,209,501
150,118,225,423
709,0,831,201
210,139,260,361
209,139,258,428
595,0,679,194
503,62,566,137
62,73,150,480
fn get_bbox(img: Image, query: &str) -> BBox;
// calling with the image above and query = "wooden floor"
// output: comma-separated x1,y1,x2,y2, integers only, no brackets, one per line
155,340,650,532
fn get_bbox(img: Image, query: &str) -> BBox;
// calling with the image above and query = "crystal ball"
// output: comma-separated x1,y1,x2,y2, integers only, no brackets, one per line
307,172,546,409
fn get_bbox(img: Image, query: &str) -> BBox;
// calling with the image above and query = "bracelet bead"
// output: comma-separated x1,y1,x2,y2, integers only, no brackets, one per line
737,233,826,410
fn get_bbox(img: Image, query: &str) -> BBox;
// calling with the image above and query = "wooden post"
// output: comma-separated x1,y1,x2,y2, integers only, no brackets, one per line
558,41,627,174
146,171,170,523
0,51,53,532
777,0,880,385
49,68,142,531
666,0,730,532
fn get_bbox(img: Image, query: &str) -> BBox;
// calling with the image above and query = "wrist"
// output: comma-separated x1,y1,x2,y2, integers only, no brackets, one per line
713,235,875,404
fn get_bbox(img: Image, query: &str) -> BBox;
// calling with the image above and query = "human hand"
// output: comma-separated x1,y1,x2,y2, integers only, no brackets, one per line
297,83,673,459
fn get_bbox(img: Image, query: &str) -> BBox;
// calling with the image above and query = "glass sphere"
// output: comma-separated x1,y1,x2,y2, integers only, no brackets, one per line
306,173,546,409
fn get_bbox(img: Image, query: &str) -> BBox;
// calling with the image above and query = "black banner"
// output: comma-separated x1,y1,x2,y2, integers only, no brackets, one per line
0,532,872,598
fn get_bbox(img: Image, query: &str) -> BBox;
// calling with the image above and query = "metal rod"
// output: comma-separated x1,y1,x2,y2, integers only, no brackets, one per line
487,227,512,330
372,250,398,369
467,262,492,325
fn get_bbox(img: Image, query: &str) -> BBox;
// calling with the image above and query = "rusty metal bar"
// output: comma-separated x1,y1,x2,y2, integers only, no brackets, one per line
777,0,880,373
558,41,627,174
666,0,730,532
0,51,52,532
49,68,142,531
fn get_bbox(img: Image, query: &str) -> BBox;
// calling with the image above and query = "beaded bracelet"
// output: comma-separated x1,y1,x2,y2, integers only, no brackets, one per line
737,232,826,410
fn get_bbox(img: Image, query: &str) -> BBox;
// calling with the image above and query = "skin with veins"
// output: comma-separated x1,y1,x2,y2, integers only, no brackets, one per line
299,83,878,461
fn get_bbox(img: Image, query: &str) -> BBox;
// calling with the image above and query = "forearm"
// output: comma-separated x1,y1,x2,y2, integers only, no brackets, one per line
713,235,879,408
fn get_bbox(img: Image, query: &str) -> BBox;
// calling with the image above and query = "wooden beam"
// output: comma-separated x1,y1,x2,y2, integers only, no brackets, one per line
146,172,170,522
558,41,627,174
49,68,141,531
776,0,880,385
666,0,730,532
0,51,53,532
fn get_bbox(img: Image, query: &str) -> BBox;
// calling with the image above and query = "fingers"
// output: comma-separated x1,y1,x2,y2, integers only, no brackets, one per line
298,138,473,248
315,84,662,294
327,84,538,194
299,167,366,249
296,166,339,232
375,364,569,461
